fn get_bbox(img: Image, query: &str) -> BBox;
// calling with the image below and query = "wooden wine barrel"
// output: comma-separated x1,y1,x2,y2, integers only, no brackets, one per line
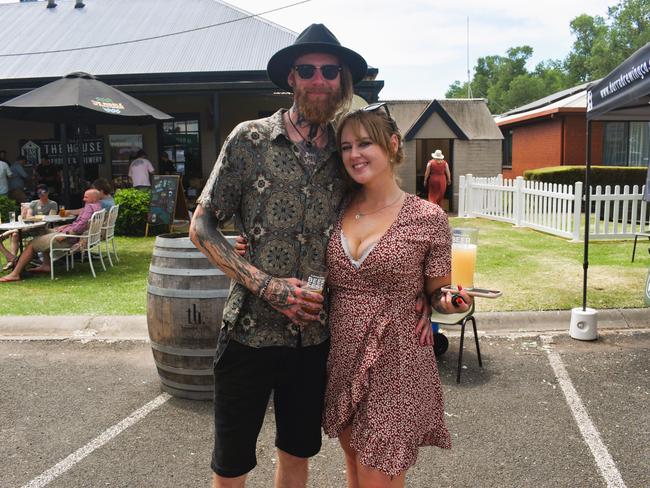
146,232,236,400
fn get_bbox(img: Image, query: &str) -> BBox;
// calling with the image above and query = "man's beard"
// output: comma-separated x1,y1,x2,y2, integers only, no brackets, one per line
294,86,343,124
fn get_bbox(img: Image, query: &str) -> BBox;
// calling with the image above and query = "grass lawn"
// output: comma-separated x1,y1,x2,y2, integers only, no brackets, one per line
453,217,649,312
0,221,648,315
0,237,153,315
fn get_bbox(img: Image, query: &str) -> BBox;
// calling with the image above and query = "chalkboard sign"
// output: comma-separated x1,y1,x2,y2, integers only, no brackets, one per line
146,175,189,235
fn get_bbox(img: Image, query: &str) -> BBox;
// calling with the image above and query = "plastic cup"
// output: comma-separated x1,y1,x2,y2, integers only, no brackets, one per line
8,211,16,223
59,206,66,217
451,228,478,288
301,263,328,314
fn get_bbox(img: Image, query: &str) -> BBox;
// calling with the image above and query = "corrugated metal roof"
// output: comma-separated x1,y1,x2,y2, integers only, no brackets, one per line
496,81,593,118
494,90,587,126
0,0,297,80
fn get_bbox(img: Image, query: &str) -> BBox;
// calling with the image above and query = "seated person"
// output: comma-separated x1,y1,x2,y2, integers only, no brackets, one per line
92,178,116,211
0,189,102,282
0,184,58,271
67,178,115,216
28,184,59,216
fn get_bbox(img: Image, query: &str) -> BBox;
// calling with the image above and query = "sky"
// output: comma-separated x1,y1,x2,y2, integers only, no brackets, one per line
233,0,615,100
1,0,616,100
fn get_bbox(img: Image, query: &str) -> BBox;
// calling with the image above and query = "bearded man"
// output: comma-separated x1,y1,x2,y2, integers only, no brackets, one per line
189,23,366,488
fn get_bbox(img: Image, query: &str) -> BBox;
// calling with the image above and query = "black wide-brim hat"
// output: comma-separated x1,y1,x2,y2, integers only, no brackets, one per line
267,23,368,92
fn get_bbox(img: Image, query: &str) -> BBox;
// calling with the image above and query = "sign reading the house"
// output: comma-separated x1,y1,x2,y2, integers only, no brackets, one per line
19,138,105,165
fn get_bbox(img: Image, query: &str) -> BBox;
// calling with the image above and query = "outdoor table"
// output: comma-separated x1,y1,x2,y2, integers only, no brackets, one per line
0,221,47,254
42,215,76,227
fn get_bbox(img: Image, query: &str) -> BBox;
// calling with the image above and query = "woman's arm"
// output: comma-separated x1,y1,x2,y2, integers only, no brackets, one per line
426,274,472,314
444,162,451,186
423,161,431,185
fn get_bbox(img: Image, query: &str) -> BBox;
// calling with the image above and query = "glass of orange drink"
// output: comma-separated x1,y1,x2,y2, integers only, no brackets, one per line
451,228,478,289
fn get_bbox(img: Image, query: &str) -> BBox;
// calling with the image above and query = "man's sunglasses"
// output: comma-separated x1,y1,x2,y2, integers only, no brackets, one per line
293,64,342,80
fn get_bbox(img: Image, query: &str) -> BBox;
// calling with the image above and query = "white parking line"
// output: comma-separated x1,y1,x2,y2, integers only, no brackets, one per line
21,393,171,488
541,336,627,488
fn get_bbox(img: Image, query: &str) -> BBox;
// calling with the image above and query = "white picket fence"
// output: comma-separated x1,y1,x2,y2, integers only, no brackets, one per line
458,174,649,241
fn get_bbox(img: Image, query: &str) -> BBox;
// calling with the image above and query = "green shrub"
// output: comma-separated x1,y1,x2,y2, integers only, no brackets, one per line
524,166,647,189
0,195,17,223
114,188,150,236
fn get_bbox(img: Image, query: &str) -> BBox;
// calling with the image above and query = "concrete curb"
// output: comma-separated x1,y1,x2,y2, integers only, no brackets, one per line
0,308,646,340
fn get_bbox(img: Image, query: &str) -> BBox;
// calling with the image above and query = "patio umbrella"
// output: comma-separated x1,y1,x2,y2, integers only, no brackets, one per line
0,72,172,205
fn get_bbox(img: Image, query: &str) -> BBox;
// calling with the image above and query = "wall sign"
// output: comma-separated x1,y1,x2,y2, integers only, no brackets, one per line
19,138,105,165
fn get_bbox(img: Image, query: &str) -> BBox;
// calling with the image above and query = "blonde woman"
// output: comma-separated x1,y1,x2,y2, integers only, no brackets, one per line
323,104,471,487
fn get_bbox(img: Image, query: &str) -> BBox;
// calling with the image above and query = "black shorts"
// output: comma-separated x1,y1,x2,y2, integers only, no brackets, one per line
211,338,330,478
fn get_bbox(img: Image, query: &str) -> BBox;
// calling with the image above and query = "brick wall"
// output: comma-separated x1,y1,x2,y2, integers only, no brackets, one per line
563,114,586,164
510,118,563,177
501,115,606,178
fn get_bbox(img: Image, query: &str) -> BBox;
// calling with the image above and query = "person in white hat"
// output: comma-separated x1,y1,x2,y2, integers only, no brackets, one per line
423,149,451,206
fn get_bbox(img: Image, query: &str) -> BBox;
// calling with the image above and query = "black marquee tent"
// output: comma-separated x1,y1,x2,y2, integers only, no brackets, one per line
582,42,650,310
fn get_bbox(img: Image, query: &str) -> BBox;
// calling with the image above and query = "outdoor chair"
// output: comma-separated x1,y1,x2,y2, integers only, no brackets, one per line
49,209,106,280
430,302,482,383
631,232,650,262
101,205,120,266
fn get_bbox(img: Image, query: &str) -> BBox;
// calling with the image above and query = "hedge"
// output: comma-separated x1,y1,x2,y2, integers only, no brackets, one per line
523,166,647,189
114,188,151,236
0,195,17,223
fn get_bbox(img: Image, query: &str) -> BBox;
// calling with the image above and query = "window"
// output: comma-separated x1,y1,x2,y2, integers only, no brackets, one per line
603,121,650,167
160,116,202,178
502,130,512,168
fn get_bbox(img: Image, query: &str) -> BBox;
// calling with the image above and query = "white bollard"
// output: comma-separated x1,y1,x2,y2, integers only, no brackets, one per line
569,307,598,341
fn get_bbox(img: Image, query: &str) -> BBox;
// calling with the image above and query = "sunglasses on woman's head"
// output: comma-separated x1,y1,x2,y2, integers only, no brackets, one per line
362,102,393,118
293,64,342,80
362,103,399,132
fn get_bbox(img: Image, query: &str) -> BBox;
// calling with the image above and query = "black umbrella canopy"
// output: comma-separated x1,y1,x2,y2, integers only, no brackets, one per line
587,42,650,121
0,72,172,124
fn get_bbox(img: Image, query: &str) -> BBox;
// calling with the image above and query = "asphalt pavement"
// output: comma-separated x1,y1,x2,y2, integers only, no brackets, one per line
1,309,649,488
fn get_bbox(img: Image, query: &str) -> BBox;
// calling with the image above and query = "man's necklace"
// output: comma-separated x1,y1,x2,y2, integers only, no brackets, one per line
287,114,322,148
354,191,404,220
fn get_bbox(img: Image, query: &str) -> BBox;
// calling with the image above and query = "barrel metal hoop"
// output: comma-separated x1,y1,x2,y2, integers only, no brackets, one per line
153,250,206,259
154,236,194,248
147,285,229,299
149,265,224,277
158,377,214,392
150,340,216,357
153,359,214,376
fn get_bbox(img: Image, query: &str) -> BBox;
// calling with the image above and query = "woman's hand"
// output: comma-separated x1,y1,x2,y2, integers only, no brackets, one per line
234,235,248,257
414,292,434,346
433,285,473,314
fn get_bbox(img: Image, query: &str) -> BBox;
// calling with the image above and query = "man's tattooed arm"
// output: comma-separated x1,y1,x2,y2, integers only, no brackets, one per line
189,206,322,326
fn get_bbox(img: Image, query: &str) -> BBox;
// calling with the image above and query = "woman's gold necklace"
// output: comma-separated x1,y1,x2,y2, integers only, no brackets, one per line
354,191,404,220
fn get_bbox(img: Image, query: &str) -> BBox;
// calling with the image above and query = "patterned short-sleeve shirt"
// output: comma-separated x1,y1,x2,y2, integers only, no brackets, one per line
198,109,347,349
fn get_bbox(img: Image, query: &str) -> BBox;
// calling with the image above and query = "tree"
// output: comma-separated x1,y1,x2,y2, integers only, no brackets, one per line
565,0,650,82
445,46,563,113
446,0,650,114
